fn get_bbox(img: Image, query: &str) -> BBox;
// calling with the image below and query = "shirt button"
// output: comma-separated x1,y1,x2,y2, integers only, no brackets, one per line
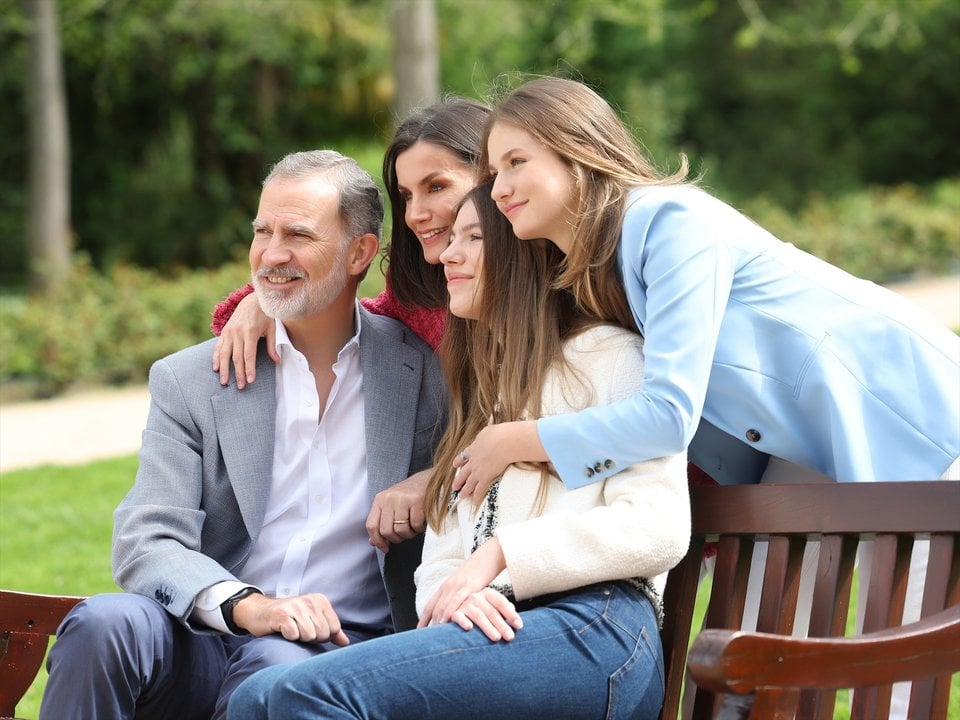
745,428,762,443
584,466,595,478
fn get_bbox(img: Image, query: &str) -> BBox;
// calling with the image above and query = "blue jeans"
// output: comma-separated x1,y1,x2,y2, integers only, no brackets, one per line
39,593,348,720
228,582,664,720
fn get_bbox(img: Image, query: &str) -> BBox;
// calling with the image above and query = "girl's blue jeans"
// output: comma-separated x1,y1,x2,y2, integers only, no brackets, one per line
227,581,664,720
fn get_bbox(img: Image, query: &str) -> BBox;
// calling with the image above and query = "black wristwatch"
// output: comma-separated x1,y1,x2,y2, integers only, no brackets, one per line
220,587,262,635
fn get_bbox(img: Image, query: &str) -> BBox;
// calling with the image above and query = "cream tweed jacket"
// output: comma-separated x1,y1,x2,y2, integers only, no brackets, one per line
415,324,691,617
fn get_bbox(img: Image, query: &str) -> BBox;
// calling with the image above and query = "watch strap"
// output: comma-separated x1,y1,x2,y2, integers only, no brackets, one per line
220,587,262,635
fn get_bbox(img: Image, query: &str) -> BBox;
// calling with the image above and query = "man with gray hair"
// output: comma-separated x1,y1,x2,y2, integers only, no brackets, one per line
40,150,447,720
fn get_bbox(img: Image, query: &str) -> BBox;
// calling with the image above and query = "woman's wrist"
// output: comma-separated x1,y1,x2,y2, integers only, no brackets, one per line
504,420,548,463
210,283,255,336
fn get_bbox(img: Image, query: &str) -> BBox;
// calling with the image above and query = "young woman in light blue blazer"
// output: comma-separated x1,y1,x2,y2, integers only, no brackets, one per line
454,78,960,718
450,77,958,720
452,76,959,497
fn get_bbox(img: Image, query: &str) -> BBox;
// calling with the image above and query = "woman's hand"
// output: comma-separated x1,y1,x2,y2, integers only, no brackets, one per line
212,292,277,388
417,539,522,642
452,421,547,498
427,587,522,643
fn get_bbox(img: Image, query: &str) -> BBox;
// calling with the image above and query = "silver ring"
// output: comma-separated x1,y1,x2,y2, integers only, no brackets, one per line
460,450,468,463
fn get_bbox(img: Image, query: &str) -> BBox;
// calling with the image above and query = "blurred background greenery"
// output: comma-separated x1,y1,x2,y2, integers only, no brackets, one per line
1,0,958,398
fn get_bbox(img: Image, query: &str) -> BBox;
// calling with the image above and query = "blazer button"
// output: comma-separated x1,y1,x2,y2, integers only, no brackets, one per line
593,462,603,474
745,428,762,443
584,466,595,478
604,459,615,469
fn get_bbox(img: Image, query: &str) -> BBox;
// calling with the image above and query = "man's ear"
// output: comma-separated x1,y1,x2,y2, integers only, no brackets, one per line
347,233,380,277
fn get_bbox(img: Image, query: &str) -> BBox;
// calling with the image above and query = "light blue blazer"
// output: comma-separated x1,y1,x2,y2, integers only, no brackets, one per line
112,309,447,632
539,186,960,486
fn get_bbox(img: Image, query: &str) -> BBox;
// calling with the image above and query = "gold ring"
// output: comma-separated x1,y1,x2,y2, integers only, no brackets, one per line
393,519,409,525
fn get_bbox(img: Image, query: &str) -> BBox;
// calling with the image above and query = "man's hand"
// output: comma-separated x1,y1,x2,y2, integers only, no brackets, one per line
366,468,431,552
231,592,349,646
212,292,277,389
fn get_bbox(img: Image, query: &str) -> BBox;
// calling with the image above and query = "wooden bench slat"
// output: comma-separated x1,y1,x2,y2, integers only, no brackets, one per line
682,482,959,720
0,592,83,637
690,482,960,535
660,536,705,720
755,536,803,635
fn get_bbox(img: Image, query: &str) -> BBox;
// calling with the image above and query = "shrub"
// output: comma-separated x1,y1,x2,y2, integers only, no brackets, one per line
0,257,243,397
0,256,388,399
741,178,960,283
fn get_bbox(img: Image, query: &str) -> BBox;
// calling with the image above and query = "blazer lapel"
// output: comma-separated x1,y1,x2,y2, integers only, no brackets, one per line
359,311,424,496
211,354,277,540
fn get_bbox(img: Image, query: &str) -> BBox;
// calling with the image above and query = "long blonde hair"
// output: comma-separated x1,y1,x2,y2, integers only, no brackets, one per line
425,182,591,531
479,76,689,328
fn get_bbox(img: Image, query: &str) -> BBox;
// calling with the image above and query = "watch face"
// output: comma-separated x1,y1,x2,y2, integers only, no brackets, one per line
222,587,260,634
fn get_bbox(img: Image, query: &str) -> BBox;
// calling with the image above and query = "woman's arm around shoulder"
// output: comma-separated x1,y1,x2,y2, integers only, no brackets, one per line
496,325,691,600
539,188,739,488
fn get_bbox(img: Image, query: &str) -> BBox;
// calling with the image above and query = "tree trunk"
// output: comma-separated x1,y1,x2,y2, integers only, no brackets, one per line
26,0,72,295
389,0,440,121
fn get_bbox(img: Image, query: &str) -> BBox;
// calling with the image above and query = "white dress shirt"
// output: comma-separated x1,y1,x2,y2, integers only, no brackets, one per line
193,303,391,634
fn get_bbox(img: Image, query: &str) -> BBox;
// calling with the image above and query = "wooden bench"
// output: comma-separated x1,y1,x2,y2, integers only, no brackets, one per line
661,481,960,719
2,481,958,719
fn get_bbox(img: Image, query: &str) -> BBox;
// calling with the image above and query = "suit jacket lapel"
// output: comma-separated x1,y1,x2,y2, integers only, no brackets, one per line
359,311,424,496
211,354,277,540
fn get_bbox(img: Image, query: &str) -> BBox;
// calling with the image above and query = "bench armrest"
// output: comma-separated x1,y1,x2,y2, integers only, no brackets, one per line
687,604,960,694
0,590,85,719
0,590,85,636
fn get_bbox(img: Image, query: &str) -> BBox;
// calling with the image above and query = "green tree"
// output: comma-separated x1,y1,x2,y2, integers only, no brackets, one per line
672,0,960,205
1,0,958,283
1,0,394,283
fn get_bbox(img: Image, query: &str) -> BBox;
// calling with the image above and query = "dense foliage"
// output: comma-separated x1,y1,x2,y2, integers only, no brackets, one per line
2,0,958,284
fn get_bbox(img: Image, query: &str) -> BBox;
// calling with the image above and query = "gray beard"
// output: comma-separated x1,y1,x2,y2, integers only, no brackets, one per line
253,257,349,321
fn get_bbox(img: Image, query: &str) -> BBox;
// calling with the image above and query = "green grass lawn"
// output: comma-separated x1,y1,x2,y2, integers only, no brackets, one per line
1,456,957,718
0,456,135,716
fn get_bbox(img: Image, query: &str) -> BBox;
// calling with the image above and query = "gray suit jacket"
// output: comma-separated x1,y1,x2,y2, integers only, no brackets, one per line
112,309,446,632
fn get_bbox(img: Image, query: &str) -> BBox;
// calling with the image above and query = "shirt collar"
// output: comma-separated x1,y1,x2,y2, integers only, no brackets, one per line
273,300,363,359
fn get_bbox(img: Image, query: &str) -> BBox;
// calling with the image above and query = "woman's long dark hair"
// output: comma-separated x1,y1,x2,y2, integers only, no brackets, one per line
382,99,491,309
